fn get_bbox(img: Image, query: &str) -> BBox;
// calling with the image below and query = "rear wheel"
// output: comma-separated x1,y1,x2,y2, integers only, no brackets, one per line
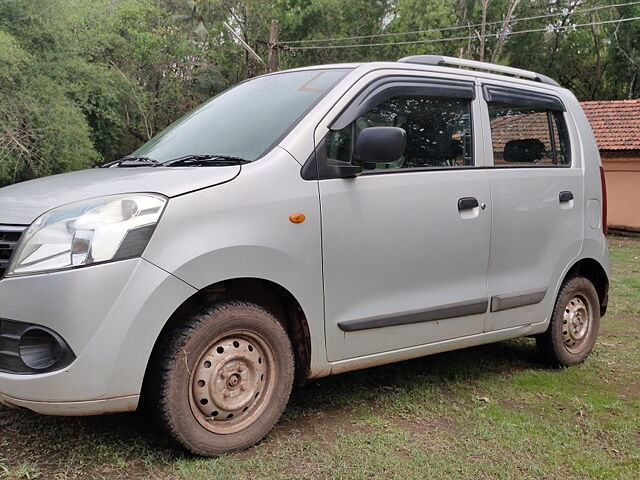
536,276,600,366
152,301,294,456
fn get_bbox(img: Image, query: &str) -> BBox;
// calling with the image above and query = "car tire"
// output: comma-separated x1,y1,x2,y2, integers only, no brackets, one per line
151,301,294,456
536,276,600,367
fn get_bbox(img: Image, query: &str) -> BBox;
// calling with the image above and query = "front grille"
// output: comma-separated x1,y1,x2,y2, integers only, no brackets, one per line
0,225,26,278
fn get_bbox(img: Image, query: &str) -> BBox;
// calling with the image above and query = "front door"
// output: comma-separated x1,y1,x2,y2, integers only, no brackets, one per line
317,76,492,362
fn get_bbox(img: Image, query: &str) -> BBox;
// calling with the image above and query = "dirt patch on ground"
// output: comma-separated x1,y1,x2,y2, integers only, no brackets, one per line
276,410,351,442
0,409,177,480
277,406,397,445
389,415,457,435
386,415,458,453
621,379,640,399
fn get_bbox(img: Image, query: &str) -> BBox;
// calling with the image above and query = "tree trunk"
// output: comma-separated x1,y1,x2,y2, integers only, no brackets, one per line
479,0,489,62
490,0,521,63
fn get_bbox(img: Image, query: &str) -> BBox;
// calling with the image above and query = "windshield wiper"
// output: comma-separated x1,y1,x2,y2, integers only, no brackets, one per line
100,156,159,168
158,154,250,167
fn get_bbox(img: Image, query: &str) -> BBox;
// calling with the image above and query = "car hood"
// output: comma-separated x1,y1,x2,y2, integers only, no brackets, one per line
0,166,241,225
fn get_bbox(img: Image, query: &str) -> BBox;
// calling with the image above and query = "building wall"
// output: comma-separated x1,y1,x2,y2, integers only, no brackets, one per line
601,150,640,231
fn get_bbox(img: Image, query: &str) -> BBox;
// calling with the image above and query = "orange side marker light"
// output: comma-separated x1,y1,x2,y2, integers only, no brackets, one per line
289,213,306,224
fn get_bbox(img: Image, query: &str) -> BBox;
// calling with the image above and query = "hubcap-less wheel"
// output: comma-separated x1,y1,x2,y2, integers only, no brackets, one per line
562,295,591,354
536,277,600,367
190,330,276,434
152,302,294,455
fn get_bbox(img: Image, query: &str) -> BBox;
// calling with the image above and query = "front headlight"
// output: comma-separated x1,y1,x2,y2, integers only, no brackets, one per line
7,193,167,276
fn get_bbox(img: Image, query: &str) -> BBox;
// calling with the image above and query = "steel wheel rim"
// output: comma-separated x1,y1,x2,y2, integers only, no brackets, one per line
562,295,592,354
189,329,277,435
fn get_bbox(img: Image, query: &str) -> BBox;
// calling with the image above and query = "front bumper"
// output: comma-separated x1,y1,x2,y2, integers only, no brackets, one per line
0,392,139,416
0,258,196,415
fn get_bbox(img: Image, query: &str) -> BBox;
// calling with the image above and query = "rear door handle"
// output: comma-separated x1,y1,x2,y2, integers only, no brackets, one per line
458,197,479,210
559,191,574,203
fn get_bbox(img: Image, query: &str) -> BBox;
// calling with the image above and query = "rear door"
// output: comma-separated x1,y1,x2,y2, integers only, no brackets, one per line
315,73,493,362
481,83,584,331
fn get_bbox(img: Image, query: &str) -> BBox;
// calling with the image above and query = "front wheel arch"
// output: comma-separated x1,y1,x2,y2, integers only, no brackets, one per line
141,277,312,411
150,301,295,455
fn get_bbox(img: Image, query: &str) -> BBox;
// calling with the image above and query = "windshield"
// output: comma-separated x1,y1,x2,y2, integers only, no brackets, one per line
131,69,350,162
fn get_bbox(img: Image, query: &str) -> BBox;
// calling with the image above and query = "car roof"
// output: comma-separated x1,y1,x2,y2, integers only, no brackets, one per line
280,57,566,94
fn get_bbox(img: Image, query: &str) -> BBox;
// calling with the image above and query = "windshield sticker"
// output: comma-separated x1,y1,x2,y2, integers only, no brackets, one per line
298,72,327,93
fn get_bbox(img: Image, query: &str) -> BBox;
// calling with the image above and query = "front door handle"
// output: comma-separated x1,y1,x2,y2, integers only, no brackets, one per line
559,191,574,203
458,197,479,210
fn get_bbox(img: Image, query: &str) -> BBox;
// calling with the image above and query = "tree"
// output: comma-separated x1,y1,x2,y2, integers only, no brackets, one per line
0,0,637,187
0,0,221,186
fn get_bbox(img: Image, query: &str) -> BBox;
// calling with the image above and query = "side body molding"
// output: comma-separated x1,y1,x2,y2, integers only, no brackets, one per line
338,299,489,332
337,287,550,333
490,288,548,313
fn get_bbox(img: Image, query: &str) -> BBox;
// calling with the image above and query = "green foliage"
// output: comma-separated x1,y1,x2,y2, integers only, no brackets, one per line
505,0,640,100
0,24,97,184
0,0,220,187
0,0,638,187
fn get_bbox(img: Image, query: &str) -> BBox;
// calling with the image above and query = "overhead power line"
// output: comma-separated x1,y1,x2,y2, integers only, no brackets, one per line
288,16,640,50
281,1,640,45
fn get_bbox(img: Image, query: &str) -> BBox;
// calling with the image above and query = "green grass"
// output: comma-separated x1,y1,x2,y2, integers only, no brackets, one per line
1,236,639,479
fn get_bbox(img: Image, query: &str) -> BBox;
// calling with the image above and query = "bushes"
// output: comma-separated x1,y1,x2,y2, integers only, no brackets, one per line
0,0,219,187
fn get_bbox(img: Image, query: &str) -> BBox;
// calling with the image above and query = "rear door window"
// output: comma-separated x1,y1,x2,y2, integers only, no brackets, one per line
484,86,570,167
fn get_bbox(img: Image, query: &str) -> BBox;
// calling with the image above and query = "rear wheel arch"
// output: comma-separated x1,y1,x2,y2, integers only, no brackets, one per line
563,258,609,316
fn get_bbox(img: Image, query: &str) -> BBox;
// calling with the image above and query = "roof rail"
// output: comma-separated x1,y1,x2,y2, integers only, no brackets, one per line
397,55,560,87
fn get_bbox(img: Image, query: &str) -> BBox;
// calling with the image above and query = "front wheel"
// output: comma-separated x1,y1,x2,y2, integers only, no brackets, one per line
152,301,294,456
536,276,600,366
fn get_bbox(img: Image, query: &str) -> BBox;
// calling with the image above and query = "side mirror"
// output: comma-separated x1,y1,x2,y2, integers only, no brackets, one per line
353,127,407,165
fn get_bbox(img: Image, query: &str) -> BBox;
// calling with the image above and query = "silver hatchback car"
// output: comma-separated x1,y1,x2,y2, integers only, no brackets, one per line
0,56,610,455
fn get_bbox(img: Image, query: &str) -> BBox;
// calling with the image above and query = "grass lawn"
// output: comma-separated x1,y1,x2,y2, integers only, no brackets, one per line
1,236,638,479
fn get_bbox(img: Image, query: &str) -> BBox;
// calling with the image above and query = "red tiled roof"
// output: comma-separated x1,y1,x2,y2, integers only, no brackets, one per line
490,111,551,151
580,99,640,151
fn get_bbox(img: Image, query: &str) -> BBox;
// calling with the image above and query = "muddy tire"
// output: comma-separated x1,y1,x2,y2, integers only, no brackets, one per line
151,301,294,456
536,276,600,367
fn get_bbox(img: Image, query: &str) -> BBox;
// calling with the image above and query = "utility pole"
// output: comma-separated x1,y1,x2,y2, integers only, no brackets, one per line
266,19,279,73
